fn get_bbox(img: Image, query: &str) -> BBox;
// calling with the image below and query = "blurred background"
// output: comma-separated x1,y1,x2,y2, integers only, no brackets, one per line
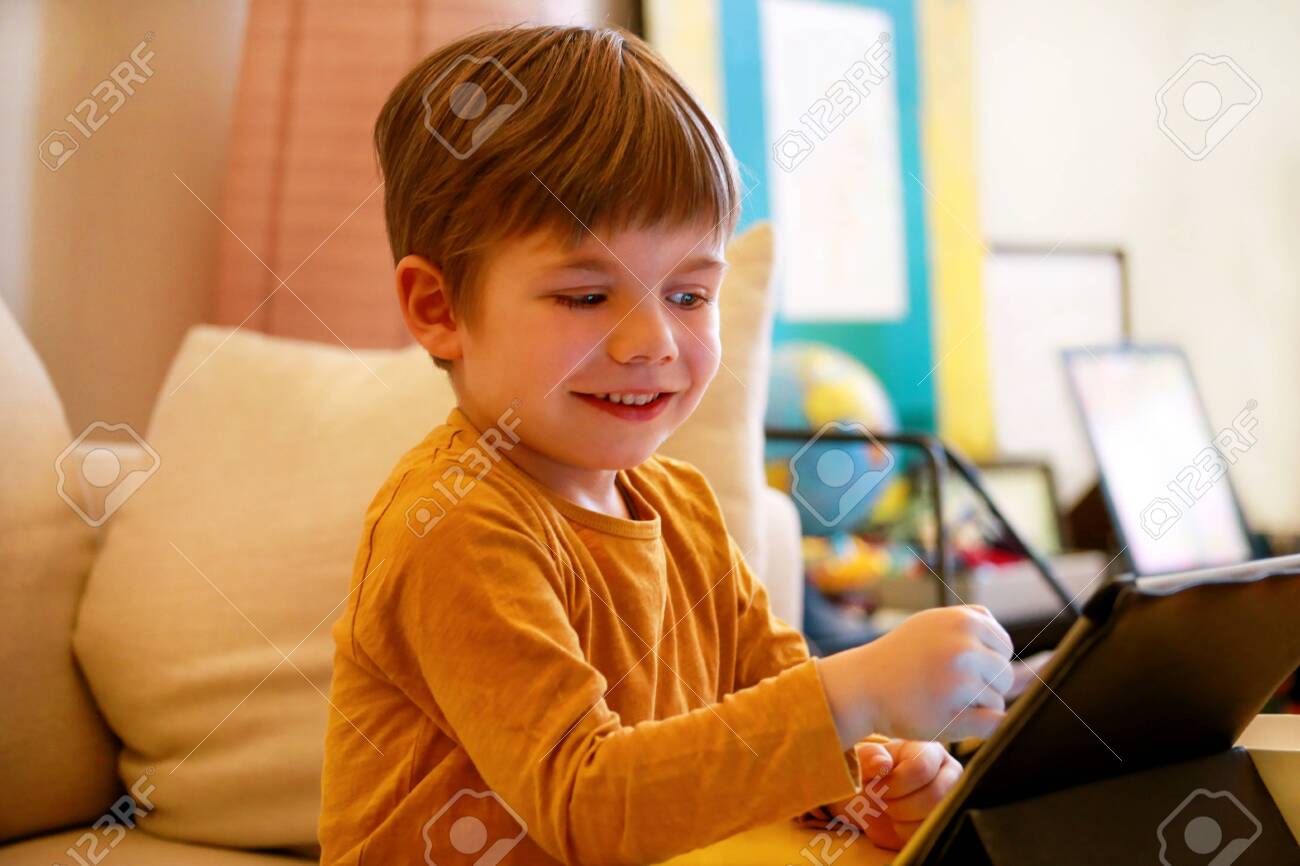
7,0,1299,622
3,1,1299,860
3,0,1296,480
7,0,1300,657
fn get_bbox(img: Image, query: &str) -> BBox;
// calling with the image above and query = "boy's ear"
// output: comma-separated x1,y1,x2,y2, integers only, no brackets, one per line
395,254,462,363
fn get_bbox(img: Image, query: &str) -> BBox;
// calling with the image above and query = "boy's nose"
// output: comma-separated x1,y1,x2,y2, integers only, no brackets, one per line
607,294,679,365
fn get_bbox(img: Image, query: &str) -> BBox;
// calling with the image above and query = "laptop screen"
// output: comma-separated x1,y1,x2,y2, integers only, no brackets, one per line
1064,346,1254,575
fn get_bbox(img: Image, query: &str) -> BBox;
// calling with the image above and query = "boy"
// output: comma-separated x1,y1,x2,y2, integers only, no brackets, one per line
320,23,1014,866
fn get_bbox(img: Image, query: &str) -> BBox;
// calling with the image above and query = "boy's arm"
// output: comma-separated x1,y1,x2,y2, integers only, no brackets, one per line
359,515,862,866
728,536,908,827
729,534,817,688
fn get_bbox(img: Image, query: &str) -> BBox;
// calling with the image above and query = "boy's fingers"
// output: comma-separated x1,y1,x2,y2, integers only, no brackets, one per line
854,741,893,778
1007,650,1054,700
880,742,944,800
944,706,1005,741
972,614,1014,657
963,604,1013,656
883,738,931,768
881,757,961,822
879,737,908,762
967,680,1006,714
968,648,1015,695
864,820,905,851
985,659,1016,696
891,819,925,845
1007,660,1035,700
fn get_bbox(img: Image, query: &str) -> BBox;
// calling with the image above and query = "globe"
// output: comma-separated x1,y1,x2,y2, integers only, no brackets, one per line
764,342,899,536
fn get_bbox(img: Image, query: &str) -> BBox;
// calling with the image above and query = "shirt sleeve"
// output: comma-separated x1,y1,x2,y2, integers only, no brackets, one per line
730,533,817,689
354,508,861,866
725,534,890,827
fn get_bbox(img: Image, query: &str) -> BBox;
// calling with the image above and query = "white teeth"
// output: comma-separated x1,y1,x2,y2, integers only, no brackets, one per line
592,392,660,405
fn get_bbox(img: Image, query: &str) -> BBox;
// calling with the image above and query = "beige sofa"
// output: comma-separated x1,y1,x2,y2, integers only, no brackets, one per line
0,225,809,864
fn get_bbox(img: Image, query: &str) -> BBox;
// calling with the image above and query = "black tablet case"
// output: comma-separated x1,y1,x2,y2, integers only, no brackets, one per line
895,560,1300,866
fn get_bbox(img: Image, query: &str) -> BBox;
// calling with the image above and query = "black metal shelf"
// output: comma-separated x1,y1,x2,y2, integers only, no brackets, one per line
765,426,1081,616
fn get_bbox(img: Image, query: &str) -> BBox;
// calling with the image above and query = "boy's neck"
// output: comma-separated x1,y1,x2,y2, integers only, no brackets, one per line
512,447,629,519
457,403,631,520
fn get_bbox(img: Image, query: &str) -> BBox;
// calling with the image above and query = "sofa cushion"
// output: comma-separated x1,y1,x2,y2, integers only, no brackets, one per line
71,223,776,849
0,827,312,866
73,333,448,849
0,300,119,843
661,221,775,575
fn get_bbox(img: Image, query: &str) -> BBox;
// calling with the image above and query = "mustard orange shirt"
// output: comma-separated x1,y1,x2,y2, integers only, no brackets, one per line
319,407,861,865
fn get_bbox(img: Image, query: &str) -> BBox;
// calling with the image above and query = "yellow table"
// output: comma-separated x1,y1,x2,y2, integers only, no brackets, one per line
660,715,1300,865
1237,713,1300,843
657,818,893,866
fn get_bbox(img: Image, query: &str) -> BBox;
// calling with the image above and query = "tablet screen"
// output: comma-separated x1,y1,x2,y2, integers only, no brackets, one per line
1065,347,1253,575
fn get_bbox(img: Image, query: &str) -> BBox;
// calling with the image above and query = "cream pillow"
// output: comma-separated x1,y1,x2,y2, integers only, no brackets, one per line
661,221,775,575
73,330,445,848
71,221,775,848
0,300,119,842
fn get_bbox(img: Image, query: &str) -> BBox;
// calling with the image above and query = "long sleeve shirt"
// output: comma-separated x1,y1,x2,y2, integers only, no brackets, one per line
319,407,862,866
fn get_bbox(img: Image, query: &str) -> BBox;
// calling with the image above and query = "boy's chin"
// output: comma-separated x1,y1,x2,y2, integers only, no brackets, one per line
561,442,662,472
584,450,659,472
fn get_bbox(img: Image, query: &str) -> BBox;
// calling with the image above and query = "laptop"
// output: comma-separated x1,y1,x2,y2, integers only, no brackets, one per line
1064,345,1257,575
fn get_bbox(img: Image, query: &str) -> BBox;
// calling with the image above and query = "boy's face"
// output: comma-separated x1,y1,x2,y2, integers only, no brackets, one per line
455,219,727,473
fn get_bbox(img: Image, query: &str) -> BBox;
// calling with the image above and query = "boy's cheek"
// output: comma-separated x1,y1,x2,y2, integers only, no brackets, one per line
696,334,722,384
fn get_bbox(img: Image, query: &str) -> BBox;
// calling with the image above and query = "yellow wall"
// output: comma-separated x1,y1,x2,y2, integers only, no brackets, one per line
918,0,995,456
648,0,996,454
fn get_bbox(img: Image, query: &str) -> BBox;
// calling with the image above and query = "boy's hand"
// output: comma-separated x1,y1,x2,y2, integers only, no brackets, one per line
815,605,1015,744
828,739,962,851
1007,649,1054,701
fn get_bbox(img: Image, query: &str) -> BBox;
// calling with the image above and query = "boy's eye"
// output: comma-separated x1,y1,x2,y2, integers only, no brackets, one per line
556,292,606,309
666,290,711,309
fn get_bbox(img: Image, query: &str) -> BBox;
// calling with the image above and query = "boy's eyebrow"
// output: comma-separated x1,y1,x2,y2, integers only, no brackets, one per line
545,253,728,275
671,254,729,273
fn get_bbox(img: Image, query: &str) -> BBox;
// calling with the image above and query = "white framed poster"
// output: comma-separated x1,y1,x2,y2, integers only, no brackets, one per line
759,0,906,322
983,247,1129,507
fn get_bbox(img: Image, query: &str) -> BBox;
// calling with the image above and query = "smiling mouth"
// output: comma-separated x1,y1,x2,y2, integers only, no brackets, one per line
578,391,672,406
571,390,677,419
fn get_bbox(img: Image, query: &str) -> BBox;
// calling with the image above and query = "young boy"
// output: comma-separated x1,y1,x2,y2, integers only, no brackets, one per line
320,23,1014,866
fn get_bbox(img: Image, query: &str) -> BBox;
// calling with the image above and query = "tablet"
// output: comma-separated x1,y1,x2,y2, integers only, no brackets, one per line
1063,346,1256,575
895,553,1300,865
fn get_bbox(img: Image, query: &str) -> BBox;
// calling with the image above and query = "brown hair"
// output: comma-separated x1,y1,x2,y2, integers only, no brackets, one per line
373,24,742,368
